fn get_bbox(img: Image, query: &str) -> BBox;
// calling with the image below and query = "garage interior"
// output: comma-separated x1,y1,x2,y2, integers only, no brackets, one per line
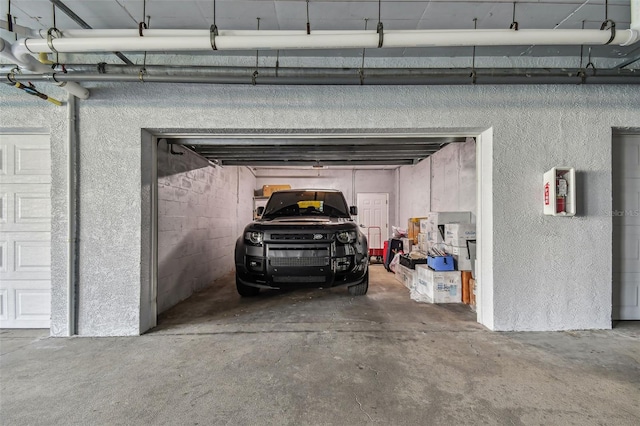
155,131,476,320
1,0,639,423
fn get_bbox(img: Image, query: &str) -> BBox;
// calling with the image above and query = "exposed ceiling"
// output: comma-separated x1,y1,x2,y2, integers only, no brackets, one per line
163,133,469,167
1,1,637,168
1,0,638,67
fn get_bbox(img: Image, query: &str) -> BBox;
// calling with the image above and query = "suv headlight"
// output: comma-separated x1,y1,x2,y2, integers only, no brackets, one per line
336,231,357,244
244,231,263,245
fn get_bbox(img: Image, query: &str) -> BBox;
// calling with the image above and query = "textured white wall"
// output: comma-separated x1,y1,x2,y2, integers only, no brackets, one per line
0,86,72,336
157,141,254,314
2,82,638,335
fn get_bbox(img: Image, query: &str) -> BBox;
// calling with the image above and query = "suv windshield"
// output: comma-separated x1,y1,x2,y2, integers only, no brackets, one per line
262,190,351,219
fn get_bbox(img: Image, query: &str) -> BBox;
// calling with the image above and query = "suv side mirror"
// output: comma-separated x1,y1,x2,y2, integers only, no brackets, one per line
349,206,358,216
256,206,265,216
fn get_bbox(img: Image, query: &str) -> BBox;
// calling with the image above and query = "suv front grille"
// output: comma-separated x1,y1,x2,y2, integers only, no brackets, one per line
270,257,329,267
270,233,330,241
273,276,327,283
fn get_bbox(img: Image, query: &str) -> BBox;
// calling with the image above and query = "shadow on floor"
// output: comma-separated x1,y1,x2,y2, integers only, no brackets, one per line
151,264,482,335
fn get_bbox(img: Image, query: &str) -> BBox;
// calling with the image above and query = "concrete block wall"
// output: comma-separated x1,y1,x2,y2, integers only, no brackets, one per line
156,141,255,314
430,138,477,215
398,138,476,227
255,168,397,233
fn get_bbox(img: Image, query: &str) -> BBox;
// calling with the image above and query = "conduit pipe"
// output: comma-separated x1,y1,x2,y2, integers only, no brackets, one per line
21,29,640,53
0,38,90,99
6,67,638,85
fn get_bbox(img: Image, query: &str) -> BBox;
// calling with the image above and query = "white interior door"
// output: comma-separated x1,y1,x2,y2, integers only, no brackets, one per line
613,133,640,320
0,133,51,328
356,193,389,251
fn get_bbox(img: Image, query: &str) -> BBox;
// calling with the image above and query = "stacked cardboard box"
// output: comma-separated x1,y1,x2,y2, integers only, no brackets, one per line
443,223,476,271
408,217,428,244
413,265,462,303
417,232,428,253
256,184,291,197
395,264,417,290
421,212,472,247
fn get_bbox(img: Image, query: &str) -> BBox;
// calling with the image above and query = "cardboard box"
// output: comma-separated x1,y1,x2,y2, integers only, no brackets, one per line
400,237,413,253
444,223,476,245
415,266,461,303
461,271,472,304
426,226,445,245
396,264,417,290
469,278,477,307
425,212,472,228
259,184,291,197
417,233,429,253
407,217,428,244
453,253,472,271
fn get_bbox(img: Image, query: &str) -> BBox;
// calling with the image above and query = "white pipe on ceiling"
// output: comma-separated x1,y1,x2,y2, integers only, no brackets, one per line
21,28,640,53
1,38,90,99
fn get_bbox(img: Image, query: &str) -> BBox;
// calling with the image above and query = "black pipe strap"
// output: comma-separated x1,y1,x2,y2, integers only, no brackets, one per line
210,25,219,50
138,22,147,37
46,28,62,54
377,22,384,48
510,22,519,31
600,19,616,45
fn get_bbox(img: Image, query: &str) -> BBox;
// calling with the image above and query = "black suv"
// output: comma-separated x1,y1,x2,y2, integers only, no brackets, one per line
235,189,369,297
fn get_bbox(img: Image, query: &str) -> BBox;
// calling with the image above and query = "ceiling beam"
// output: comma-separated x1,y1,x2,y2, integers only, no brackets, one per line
170,137,464,146
217,159,418,166
191,147,442,155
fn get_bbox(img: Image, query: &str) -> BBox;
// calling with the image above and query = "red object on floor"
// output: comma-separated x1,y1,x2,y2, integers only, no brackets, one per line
383,240,389,264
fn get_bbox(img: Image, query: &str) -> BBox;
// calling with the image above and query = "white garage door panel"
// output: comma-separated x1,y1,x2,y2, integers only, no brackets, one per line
15,146,51,175
0,289,7,321
0,134,51,329
613,133,640,320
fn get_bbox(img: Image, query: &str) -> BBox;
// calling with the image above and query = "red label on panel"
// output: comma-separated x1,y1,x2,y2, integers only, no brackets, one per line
544,183,550,205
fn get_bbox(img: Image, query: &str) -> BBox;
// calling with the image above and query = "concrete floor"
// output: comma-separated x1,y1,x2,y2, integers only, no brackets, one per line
1,264,639,425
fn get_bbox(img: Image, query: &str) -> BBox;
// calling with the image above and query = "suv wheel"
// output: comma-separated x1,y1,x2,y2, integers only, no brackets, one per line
348,271,369,296
236,275,260,297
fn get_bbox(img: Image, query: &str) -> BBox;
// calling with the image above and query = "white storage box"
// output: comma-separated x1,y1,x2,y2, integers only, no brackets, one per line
444,223,476,271
414,265,462,303
425,212,472,245
396,264,416,290
453,253,472,271
426,212,472,227
444,223,476,244
401,237,413,253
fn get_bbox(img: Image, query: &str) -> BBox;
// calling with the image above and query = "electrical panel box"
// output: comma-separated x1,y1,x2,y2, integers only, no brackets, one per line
543,167,575,216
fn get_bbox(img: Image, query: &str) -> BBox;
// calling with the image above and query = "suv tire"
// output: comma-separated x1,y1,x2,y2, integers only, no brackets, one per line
348,271,369,296
236,275,260,297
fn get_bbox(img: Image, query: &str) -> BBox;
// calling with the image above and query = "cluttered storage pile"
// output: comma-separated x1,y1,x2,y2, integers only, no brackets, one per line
388,212,477,310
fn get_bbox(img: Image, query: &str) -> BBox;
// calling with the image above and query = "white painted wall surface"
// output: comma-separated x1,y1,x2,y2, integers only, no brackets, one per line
431,138,477,215
2,82,638,335
398,138,477,228
157,141,254,314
